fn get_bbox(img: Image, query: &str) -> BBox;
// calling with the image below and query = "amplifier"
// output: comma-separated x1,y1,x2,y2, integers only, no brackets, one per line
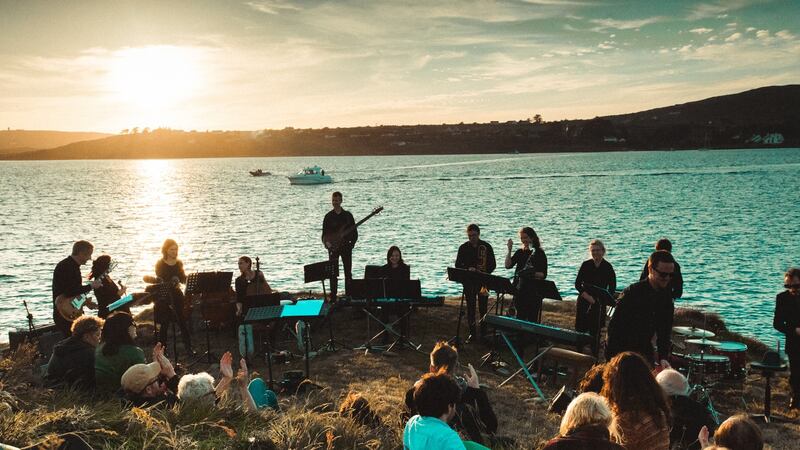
8,323,63,356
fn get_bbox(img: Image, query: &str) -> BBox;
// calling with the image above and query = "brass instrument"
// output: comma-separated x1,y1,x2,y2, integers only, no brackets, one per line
478,244,489,296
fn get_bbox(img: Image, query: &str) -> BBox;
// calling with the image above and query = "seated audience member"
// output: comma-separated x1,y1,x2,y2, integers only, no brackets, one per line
177,352,257,412
578,363,606,394
698,414,762,450
543,392,624,450
120,342,179,407
94,312,145,394
45,315,104,391
403,371,466,450
601,351,670,450
656,369,716,450
404,341,497,444
339,392,382,428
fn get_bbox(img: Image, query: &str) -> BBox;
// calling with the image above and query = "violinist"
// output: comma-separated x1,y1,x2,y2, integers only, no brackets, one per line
89,255,128,318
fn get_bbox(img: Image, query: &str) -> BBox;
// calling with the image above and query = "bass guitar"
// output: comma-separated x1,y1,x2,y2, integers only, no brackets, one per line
323,206,384,254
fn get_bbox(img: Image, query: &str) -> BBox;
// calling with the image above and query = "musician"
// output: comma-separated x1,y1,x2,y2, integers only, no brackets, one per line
574,239,616,356
154,239,194,355
52,240,102,337
235,256,272,317
773,267,800,409
639,238,683,300
505,226,547,323
606,250,675,365
322,191,358,301
89,255,128,318
455,224,496,342
381,245,410,280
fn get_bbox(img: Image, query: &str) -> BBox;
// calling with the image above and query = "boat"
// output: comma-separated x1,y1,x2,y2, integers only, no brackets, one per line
288,166,333,185
250,169,270,177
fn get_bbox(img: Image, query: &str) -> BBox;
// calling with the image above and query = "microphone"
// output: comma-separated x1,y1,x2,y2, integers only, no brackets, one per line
143,275,163,284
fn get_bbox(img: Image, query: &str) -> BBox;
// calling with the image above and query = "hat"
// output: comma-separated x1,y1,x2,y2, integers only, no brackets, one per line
121,362,161,393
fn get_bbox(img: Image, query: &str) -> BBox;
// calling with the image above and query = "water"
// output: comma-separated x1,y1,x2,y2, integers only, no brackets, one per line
1,149,798,345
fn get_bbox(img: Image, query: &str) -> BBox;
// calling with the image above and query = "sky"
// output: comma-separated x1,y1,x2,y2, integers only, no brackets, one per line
1,0,799,132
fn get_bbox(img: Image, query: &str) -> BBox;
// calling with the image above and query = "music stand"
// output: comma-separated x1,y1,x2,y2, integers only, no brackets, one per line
186,271,233,367
304,261,346,352
364,265,383,279
245,300,329,389
146,281,180,361
446,267,474,347
304,260,339,302
580,282,616,358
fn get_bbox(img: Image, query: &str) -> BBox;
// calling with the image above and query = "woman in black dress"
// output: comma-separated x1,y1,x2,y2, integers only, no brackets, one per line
574,239,617,356
155,238,194,354
505,227,547,323
774,267,800,409
89,255,128,318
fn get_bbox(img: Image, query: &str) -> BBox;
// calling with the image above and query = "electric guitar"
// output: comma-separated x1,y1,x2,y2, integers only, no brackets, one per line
55,291,96,322
323,206,384,254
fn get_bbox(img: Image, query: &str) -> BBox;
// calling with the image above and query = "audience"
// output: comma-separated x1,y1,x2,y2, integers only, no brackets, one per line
656,368,716,450
178,351,257,412
44,315,104,391
404,341,497,445
403,371,466,450
120,342,180,407
578,363,606,394
699,414,762,450
94,312,146,394
543,392,624,450
601,351,670,450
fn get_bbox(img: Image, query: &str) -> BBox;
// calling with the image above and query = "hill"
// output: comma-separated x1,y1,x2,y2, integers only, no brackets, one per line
0,130,112,154
2,85,798,160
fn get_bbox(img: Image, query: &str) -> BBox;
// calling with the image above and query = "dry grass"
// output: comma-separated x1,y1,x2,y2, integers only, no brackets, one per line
0,296,798,449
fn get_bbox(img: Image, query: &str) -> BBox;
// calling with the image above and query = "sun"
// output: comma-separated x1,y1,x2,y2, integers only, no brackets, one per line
106,45,205,111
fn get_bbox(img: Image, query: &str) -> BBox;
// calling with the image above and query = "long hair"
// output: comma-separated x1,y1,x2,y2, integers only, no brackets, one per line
101,312,136,356
521,227,541,249
89,255,112,279
714,414,763,450
386,246,405,265
601,352,670,426
161,239,178,258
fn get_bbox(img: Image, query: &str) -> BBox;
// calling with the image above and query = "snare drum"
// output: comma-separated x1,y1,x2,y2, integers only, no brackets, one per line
686,354,730,376
712,341,748,379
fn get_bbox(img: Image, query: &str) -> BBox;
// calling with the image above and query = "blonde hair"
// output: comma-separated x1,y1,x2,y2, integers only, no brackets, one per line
559,392,613,436
589,239,606,252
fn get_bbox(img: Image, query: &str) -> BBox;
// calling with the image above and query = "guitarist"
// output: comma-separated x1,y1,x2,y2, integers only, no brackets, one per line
52,240,102,337
322,191,358,301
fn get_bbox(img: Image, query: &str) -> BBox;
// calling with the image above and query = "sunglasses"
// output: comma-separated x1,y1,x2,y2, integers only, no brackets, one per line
138,376,162,395
653,268,675,279
785,283,800,289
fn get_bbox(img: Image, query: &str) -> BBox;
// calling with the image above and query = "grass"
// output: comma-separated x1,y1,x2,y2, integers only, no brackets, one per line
0,296,797,449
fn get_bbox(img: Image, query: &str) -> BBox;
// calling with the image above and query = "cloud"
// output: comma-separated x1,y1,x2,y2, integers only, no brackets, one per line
776,30,795,40
755,30,769,40
590,16,664,30
725,32,742,42
689,28,714,34
746,27,756,32
245,1,301,15
686,0,755,20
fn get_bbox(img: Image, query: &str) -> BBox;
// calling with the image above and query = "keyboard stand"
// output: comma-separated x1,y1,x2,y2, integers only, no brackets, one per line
495,331,550,401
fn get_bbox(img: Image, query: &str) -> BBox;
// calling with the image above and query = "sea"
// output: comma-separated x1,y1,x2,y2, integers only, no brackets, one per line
1,148,799,346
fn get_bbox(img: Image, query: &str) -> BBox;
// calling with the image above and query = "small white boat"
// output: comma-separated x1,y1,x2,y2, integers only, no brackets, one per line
288,166,333,185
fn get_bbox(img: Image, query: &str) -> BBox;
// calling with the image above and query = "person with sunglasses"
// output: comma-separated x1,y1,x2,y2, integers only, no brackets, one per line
773,267,800,409
638,238,683,300
120,342,180,407
606,250,675,366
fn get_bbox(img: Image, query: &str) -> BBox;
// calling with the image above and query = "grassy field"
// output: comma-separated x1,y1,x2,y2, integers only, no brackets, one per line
0,296,797,449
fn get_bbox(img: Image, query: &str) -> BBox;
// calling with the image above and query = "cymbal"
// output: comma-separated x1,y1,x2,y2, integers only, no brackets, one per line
673,326,715,338
686,338,721,347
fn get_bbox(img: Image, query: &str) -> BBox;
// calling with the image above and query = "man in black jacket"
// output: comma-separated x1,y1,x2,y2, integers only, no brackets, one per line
52,240,102,336
607,250,675,365
774,267,800,408
455,224,496,342
639,238,683,300
45,315,104,391
322,192,358,301
404,341,498,445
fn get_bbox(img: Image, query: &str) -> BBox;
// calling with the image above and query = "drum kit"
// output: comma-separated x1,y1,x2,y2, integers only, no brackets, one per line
671,325,750,425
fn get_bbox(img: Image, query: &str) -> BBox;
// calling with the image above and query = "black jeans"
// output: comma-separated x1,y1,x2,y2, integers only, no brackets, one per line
464,285,488,337
329,247,353,300
789,347,800,400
